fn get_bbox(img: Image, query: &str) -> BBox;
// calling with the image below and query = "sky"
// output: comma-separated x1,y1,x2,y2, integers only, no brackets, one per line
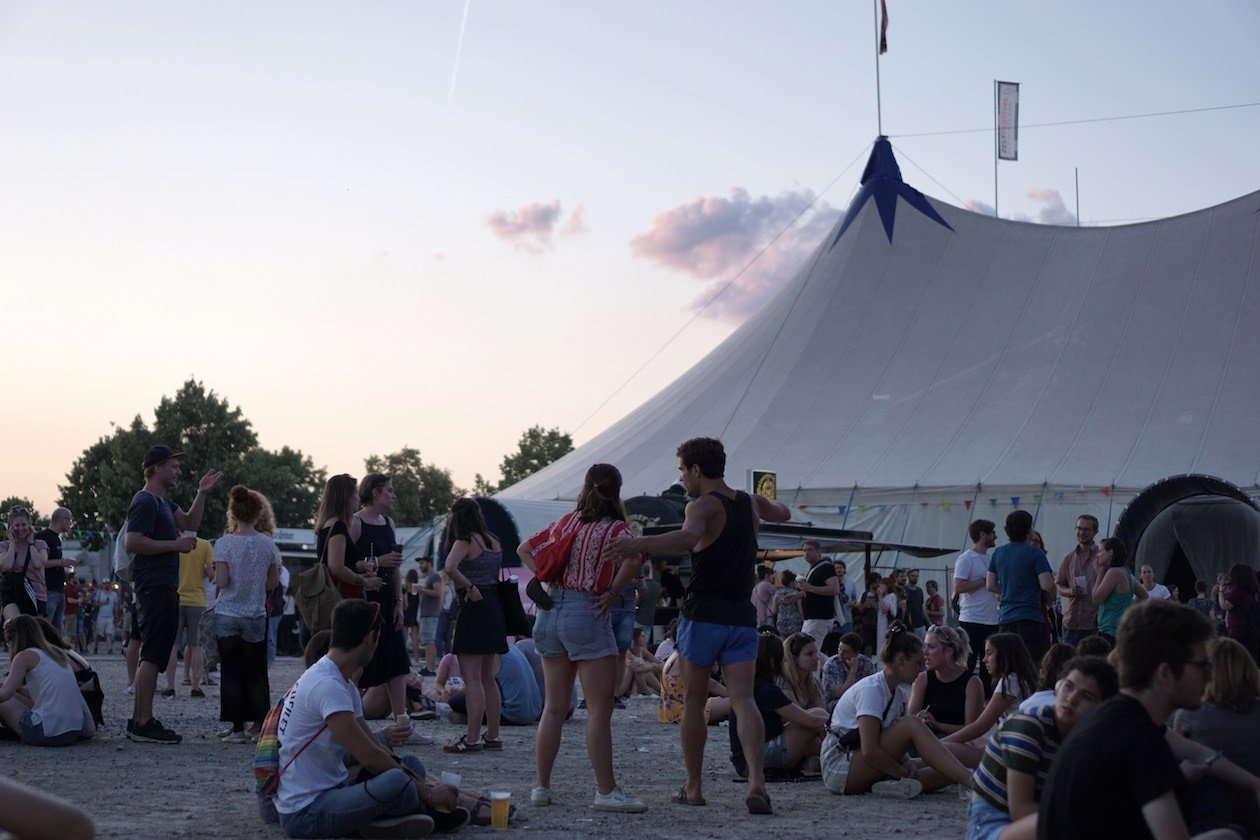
3,1,1258,519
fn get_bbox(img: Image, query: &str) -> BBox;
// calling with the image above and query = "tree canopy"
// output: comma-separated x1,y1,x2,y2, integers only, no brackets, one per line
497,426,574,491
363,447,462,526
59,380,326,537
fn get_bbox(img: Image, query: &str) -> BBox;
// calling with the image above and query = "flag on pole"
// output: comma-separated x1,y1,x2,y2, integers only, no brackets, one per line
879,0,889,54
996,81,1020,160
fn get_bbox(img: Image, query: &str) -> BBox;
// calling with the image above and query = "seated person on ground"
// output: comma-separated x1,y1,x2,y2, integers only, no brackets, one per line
659,651,730,724
274,599,464,839
822,623,972,798
778,632,826,711
729,634,829,778
448,645,543,726
965,656,1117,840
423,653,463,704
909,624,983,736
1174,637,1260,836
618,628,662,697
943,633,1037,768
821,632,878,712
0,615,94,746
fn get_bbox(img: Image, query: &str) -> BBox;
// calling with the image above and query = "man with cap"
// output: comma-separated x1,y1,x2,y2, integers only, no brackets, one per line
125,444,223,744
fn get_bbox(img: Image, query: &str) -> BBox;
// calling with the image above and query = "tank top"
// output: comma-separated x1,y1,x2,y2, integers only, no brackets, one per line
683,491,757,627
923,668,972,726
355,517,399,609
1097,567,1134,637
460,548,502,587
26,649,90,737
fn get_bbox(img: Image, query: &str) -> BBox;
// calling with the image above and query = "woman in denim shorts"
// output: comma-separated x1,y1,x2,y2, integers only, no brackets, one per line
517,464,648,814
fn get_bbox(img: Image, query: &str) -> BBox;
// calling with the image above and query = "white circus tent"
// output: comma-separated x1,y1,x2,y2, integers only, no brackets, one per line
500,138,1260,568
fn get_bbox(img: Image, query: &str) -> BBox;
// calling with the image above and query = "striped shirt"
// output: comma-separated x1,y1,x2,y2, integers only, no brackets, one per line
972,704,1062,813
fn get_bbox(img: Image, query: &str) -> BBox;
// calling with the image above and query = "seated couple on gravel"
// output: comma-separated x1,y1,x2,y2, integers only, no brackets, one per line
273,599,469,839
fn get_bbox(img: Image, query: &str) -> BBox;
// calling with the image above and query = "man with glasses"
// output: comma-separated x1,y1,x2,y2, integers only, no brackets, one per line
1055,516,1100,647
1039,600,1260,840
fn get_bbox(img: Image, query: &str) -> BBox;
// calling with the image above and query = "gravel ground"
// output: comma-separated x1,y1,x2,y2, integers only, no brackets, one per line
3,653,968,839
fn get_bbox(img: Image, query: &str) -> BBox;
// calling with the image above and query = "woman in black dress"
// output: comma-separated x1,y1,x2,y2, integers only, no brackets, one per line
352,474,417,732
442,498,507,753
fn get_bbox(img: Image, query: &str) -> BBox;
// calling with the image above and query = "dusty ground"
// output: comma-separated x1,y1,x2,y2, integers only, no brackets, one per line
4,654,968,839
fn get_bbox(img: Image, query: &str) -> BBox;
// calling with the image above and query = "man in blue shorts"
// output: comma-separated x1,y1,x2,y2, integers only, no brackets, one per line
606,437,789,814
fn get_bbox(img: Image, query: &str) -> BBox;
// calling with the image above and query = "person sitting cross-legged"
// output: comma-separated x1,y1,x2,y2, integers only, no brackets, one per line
274,598,464,839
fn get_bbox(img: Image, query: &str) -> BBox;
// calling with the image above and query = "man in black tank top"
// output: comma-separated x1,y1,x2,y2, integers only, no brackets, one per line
606,437,789,814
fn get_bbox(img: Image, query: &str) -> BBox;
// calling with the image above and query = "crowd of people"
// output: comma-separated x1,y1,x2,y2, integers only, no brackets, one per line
4,435,1260,839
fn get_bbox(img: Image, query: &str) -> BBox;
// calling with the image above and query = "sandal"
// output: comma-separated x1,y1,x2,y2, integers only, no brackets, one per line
443,735,483,754
745,792,773,815
670,786,706,806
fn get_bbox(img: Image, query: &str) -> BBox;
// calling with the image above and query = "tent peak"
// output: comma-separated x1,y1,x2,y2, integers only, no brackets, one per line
831,136,953,246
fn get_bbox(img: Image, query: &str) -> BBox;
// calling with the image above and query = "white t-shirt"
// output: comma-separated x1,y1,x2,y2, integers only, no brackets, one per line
829,671,908,736
275,655,365,815
1148,583,1171,600
96,589,118,618
954,549,999,624
213,533,282,618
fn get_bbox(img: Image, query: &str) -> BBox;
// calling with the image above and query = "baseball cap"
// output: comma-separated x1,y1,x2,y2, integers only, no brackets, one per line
142,445,186,469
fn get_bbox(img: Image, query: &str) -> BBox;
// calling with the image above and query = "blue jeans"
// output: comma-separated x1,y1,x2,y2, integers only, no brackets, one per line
267,615,282,662
965,795,1010,840
279,755,426,839
46,592,65,637
214,612,267,643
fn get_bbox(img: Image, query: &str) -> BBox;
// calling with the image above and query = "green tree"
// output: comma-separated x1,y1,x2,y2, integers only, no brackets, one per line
497,426,574,490
59,379,326,536
237,446,327,530
0,496,41,540
471,473,499,496
363,447,463,526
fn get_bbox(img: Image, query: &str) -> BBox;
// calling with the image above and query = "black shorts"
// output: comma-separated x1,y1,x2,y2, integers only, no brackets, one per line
136,586,179,669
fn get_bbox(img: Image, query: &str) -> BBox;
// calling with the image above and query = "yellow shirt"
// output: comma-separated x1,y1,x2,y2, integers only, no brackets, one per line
178,538,212,607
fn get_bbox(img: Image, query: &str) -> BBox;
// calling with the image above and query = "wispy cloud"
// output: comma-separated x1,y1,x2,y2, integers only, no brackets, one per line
630,187,838,322
965,188,1076,225
485,200,586,254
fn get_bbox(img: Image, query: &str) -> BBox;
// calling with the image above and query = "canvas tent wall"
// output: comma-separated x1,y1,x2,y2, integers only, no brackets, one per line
500,137,1260,567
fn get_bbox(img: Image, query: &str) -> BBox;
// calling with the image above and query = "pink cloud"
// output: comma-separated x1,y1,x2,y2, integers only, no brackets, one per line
964,188,1075,225
630,187,839,322
485,200,587,254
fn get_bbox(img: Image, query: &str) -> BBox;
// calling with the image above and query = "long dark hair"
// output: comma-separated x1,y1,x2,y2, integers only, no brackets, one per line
987,632,1037,698
444,498,495,552
754,633,785,684
575,463,626,523
1228,562,1259,595
1102,537,1127,569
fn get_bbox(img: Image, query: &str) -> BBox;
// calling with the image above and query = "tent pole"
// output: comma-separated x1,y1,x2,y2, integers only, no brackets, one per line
993,80,999,217
873,0,882,136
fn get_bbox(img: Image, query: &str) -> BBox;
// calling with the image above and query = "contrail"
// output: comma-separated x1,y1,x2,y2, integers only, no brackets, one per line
448,0,472,102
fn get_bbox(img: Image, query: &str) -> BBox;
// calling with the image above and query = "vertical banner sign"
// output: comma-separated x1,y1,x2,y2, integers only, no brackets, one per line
997,81,1020,161
879,0,889,54
749,469,777,501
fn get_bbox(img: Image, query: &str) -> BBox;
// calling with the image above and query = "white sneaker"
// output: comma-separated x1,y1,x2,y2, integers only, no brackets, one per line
125,683,135,695
405,731,434,746
591,786,647,813
871,778,923,800
221,730,249,744
530,786,551,806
